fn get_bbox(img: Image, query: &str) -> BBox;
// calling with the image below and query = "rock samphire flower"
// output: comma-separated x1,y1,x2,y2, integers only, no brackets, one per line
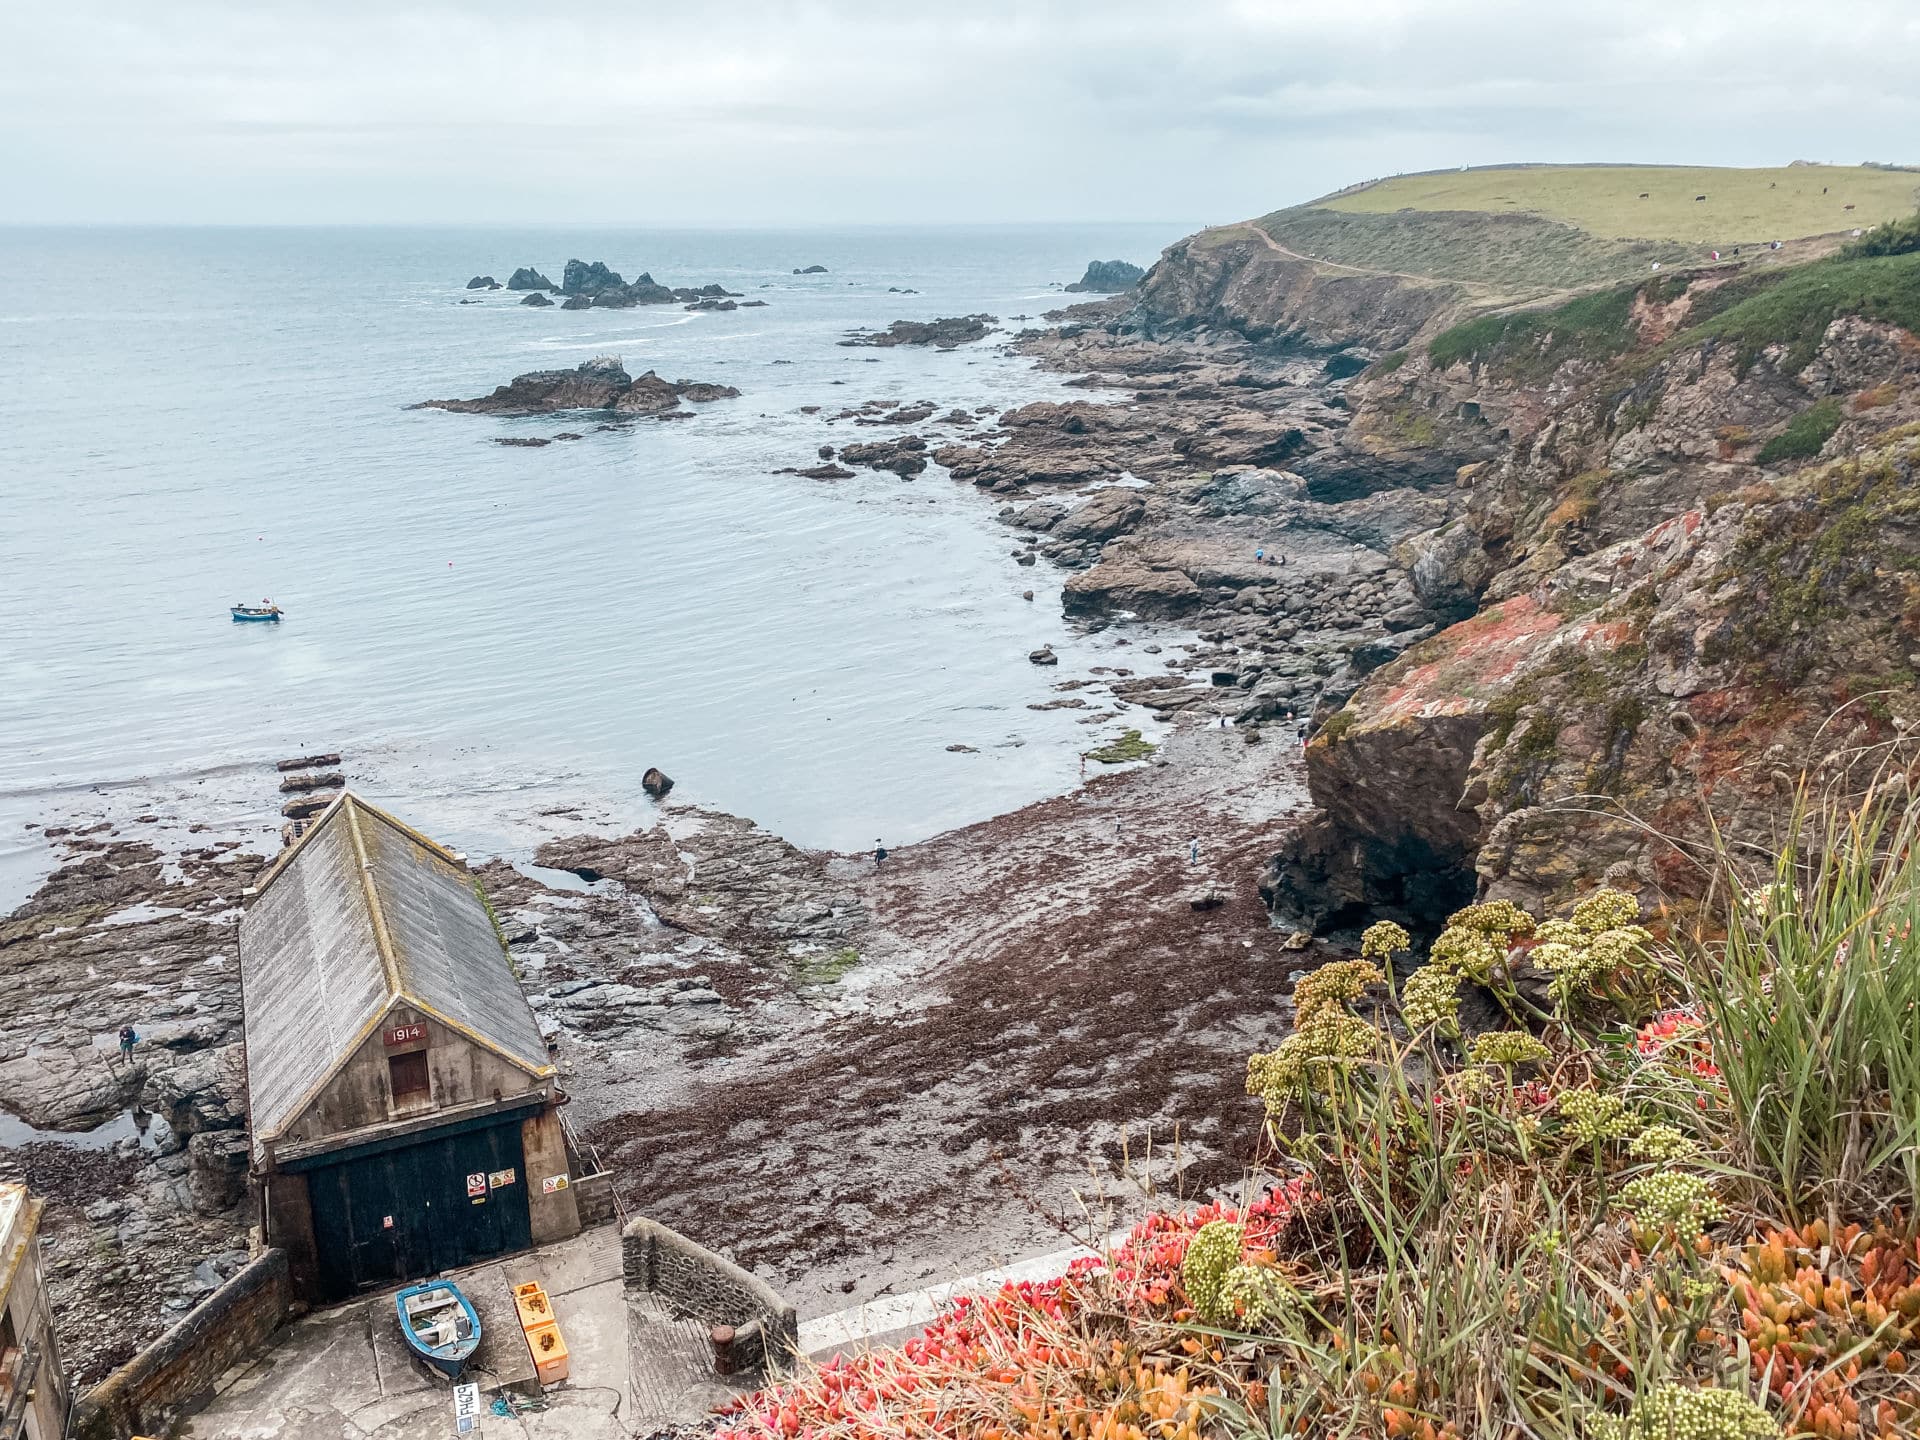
1557,1088,1637,1145
1618,1169,1725,1247
1180,1220,1245,1323
1468,1030,1551,1065
1590,1382,1780,1440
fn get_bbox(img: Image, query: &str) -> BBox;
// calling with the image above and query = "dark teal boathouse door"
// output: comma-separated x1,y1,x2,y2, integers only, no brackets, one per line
301,1114,533,1301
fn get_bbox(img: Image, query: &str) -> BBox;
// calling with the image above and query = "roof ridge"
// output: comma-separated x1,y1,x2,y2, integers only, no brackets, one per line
251,790,467,901
344,798,404,1000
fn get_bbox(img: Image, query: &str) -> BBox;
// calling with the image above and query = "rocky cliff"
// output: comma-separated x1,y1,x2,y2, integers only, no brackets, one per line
1135,223,1467,351
1259,251,1920,929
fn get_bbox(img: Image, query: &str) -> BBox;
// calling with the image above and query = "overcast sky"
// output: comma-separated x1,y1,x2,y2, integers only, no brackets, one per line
5,0,1916,227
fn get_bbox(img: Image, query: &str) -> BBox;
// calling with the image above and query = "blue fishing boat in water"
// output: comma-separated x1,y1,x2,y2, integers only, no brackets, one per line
231,600,283,622
395,1280,482,1379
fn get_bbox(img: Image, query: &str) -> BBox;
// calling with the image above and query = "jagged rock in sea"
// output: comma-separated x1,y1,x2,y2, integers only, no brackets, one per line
1065,259,1146,293
506,267,557,291
793,264,828,274
466,275,500,290
562,258,626,296
642,767,674,799
520,292,554,307
413,357,740,417
839,315,995,349
836,435,929,476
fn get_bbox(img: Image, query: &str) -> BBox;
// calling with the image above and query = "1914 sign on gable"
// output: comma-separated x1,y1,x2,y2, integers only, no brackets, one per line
383,1021,428,1047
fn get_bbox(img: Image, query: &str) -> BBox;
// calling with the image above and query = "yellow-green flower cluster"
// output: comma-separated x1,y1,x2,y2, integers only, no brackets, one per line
1628,1123,1698,1163
1447,899,1537,939
1294,959,1384,1017
1590,1384,1780,1440
1180,1220,1245,1322
1360,920,1411,958
1468,1030,1551,1065
1247,960,1385,1109
1246,1007,1379,1107
1557,1089,1637,1145
1399,963,1463,1036
1429,925,1504,981
1526,891,1653,1012
1618,1170,1725,1246
1217,1262,1297,1330
1571,887,1642,934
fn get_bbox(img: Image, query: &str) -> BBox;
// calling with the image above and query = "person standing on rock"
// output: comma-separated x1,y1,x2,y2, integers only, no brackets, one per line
118,1024,137,1063
873,839,888,866
1188,836,1200,865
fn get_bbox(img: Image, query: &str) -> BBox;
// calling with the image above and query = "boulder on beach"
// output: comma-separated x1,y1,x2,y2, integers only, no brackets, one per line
1065,259,1146,293
466,275,500,290
507,267,557,291
521,292,554,307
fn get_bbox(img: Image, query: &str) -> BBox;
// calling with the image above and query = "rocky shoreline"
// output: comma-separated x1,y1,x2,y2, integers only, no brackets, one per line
4,280,1485,1375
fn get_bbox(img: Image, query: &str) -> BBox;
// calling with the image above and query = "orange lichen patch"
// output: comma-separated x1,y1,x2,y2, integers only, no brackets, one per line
1368,596,1568,725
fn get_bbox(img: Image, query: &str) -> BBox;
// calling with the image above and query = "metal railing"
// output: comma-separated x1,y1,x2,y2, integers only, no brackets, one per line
558,1109,628,1226
0,1337,42,1437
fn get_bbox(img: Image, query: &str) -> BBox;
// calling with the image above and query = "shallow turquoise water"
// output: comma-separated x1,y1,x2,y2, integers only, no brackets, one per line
0,223,1187,888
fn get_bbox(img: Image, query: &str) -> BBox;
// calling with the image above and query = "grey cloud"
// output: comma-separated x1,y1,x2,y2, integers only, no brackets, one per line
2,0,1915,224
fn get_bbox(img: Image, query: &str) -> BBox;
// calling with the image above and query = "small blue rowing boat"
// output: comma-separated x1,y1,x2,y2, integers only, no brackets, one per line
395,1280,482,1380
231,600,283,623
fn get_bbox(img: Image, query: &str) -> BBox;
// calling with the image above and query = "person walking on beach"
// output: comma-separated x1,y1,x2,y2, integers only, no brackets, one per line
1188,836,1200,865
118,1024,137,1064
873,839,888,866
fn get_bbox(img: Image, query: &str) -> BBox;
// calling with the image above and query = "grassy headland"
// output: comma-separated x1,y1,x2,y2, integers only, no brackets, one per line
1238,163,1920,313
1319,163,1920,246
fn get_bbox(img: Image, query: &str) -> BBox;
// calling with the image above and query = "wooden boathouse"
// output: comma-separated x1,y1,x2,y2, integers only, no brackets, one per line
240,793,585,1302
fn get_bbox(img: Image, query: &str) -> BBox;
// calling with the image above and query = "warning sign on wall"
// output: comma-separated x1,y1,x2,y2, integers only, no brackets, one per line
541,1174,569,1194
488,1168,517,1189
467,1172,487,1199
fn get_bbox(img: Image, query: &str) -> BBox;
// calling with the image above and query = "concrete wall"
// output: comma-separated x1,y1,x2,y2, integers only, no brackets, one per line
520,1109,581,1244
571,1172,617,1229
621,1216,797,1376
260,1171,319,1301
71,1249,291,1440
284,1008,549,1148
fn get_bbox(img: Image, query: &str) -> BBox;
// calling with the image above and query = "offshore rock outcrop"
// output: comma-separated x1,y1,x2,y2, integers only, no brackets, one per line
414,357,740,417
557,258,744,309
1066,259,1146,293
840,315,996,349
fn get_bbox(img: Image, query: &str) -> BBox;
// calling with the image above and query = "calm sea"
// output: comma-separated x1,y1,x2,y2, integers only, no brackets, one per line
0,224,1189,903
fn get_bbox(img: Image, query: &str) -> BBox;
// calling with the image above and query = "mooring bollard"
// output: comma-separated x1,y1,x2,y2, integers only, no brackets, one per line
710,1323,738,1376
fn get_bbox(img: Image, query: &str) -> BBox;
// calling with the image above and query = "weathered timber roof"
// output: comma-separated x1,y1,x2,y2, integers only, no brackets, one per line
240,792,551,1148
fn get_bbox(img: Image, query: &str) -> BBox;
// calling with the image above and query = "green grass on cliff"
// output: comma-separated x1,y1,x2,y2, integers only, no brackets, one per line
1319,163,1920,246
1425,284,1641,378
1254,205,1692,296
1684,249,1920,372
1423,247,1920,381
